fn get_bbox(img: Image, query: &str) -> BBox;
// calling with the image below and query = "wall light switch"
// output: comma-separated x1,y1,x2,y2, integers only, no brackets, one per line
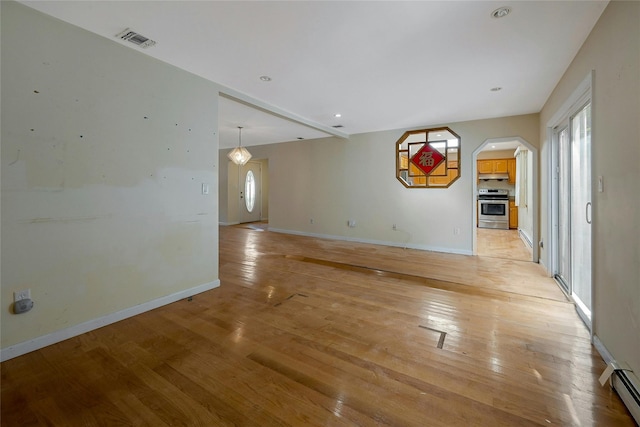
597,176,604,193
202,183,210,195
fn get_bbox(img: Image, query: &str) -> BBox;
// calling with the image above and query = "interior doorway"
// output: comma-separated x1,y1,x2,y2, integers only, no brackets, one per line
472,137,539,263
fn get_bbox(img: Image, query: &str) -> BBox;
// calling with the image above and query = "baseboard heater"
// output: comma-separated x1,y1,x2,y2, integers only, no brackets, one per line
600,361,640,424
518,229,533,248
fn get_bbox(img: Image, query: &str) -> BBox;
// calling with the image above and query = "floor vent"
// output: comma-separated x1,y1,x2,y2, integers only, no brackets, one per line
115,28,156,49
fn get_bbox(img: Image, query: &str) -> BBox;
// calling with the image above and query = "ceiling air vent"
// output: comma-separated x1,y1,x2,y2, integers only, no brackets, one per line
115,28,156,49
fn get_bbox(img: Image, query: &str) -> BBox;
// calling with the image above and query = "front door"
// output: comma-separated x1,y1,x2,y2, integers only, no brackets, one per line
240,161,262,224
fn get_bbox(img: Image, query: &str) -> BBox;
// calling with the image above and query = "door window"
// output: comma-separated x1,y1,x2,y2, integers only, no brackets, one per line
245,170,256,213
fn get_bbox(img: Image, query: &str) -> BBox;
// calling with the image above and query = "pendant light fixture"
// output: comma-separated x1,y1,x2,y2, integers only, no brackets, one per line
227,126,252,165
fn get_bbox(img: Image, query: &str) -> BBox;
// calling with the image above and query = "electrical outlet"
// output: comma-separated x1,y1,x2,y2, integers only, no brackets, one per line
392,223,397,230
14,289,31,302
453,227,460,235
348,220,356,228
310,218,314,224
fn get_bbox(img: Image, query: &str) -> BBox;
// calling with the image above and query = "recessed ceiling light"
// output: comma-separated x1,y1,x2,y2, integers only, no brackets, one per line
491,6,511,19
490,87,503,92
334,113,342,118
259,75,272,82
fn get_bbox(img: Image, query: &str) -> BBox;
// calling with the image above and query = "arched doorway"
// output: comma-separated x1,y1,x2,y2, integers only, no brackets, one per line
472,137,539,262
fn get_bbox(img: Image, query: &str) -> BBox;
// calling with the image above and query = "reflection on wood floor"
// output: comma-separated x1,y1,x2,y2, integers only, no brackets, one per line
1,226,635,426
477,227,532,261
237,220,269,231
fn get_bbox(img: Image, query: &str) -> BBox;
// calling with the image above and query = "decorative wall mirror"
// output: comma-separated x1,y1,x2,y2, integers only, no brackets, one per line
396,127,461,188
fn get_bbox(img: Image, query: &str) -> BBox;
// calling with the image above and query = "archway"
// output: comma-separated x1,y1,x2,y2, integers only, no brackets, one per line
472,137,539,262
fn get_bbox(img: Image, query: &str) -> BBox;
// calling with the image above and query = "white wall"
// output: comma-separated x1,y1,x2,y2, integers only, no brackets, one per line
539,0,639,381
258,158,270,221
221,114,539,254
1,2,220,355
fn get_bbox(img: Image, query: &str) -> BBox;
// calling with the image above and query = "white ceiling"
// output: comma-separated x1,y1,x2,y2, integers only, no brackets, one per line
20,1,608,149
480,139,521,154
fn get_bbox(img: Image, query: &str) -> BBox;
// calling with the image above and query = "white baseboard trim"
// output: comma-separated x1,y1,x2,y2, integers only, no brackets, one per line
593,335,614,363
219,221,240,226
268,228,473,256
0,280,220,362
538,257,550,276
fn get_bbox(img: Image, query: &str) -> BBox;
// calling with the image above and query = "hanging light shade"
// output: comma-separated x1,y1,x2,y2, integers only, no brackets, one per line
227,126,252,165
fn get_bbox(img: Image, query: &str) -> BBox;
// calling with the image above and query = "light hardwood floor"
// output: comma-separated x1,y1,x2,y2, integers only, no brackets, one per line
1,226,635,426
477,228,532,262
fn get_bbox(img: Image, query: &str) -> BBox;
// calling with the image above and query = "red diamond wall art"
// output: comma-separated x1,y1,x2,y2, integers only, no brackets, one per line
410,144,444,176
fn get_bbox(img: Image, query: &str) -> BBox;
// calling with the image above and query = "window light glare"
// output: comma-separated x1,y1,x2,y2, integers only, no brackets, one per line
430,139,459,149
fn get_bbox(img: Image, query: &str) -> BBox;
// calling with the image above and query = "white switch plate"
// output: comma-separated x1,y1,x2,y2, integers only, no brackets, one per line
597,176,604,192
202,183,210,195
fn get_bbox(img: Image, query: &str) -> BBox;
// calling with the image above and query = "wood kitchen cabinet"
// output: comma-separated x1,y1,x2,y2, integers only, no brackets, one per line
478,159,508,174
508,158,516,184
478,160,494,173
493,159,508,173
509,200,518,229
478,158,516,182
477,160,494,174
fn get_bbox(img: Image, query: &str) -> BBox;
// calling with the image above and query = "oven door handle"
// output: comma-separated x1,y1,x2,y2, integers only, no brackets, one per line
586,201,592,224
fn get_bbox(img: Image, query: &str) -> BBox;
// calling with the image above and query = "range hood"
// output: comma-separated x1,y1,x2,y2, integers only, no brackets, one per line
478,173,510,181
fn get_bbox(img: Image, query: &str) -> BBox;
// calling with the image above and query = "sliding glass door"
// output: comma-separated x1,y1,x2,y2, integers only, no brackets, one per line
556,126,571,294
570,103,592,324
554,102,592,328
